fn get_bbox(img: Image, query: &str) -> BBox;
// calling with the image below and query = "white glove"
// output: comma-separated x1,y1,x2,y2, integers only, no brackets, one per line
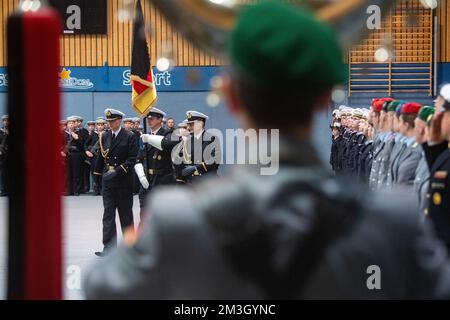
141,134,164,151
134,163,149,189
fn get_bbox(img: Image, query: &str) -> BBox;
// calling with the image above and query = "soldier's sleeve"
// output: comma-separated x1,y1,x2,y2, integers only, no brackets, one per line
396,150,422,186
115,133,138,176
76,133,85,151
161,131,180,151
83,135,90,150
135,145,144,164
196,135,221,174
93,135,105,176
423,141,448,170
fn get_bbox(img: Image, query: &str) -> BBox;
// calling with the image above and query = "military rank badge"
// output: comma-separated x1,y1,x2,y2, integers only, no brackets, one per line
434,171,448,180
433,192,442,206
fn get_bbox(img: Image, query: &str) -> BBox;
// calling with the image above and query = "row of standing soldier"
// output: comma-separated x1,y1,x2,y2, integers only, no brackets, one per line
331,84,450,253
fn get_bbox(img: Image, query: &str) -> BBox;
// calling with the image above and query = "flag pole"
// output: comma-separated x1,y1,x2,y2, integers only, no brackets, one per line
143,116,147,134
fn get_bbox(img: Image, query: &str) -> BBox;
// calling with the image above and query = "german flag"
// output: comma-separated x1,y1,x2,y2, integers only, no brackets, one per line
131,0,157,117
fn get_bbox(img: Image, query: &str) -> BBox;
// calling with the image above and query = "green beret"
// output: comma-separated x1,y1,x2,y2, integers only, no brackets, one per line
418,106,435,123
229,1,345,89
387,100,402,112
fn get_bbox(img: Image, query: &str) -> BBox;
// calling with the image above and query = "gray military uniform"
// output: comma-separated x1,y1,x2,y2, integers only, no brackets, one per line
385,135,406,189
414,153,430,216
393,139,422,186
83,139,450,299
369,133,387,190
375,133,396,190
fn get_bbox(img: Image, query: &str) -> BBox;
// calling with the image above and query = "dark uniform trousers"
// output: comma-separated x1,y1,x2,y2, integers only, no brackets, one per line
86,131,101,194
79,128,91,193
94,128,138,250
61,131,70,194
423,141,450,254
67,130,84,195
131,130,141,195
136,127,176,212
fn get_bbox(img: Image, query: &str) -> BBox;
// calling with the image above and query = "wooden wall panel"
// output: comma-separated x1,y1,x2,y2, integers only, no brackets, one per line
438,0,450,62
350,0,434,64
0,0,221,67
1,0,450,66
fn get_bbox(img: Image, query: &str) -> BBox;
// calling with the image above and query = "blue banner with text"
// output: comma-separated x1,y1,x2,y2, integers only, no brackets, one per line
0,66,223,92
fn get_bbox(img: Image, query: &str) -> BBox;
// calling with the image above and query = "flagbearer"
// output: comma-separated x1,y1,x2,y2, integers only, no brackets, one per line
134,108,176,214
93,108,138,257
130,0,157,118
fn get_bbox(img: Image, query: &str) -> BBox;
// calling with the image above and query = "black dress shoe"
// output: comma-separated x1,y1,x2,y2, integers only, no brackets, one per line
94,251,108,257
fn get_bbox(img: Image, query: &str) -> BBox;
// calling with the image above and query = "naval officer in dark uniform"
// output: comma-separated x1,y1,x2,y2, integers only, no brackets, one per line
93,108,138,257
177,110,221,183
423,84,450,254
134,108,175,213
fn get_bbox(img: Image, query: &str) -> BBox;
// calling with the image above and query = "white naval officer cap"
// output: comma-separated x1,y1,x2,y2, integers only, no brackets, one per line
177,122,188,129
96,117,106,124
2,114,9,120
104,108,125,121
353,108,363,116
122,117,134,123
439,84,450,112
66,115,78,122
186,110,208,122
147,107,166,118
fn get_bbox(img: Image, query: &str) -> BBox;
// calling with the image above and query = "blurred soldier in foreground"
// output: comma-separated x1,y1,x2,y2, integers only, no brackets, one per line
84,2,450,299
93,108,138,257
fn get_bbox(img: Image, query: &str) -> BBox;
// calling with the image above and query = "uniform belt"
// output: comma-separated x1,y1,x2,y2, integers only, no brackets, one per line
148,168,172,176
